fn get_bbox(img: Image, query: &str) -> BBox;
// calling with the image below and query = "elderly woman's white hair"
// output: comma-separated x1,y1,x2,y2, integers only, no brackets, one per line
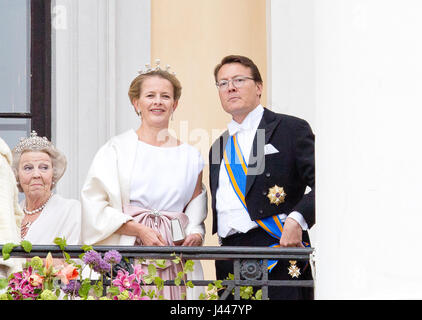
11,131,67,192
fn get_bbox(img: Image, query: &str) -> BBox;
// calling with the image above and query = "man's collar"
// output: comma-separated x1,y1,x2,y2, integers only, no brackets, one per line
227,105,264,136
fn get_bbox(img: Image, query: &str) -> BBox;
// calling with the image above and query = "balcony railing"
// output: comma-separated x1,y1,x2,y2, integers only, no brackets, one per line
0,245,314,300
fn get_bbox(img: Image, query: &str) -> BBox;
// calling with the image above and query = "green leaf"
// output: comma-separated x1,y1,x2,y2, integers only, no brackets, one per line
147,264,157,277
154,277,164,291
154,259,167,268
53,237,67,251
81,245,93,252
78,279,92,299
0,278,8,290
240,286,253,299
20,240,32,253
143,274,154,285
209,293,218,300
171,253,181,264
184,260,195,272
93,283,103,297
186,280,194,288
107,286,120,296
63,251,71,263
254,289,263,300
1,243,17,261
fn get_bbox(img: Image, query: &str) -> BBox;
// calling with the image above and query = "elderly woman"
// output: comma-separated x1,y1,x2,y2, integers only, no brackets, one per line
12,131,81,245
0,137,24,278
81,61,207,300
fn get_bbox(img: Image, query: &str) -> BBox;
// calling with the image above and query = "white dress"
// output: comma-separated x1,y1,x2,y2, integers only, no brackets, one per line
129,140,204,212
22,194,82,245
128,141,204,300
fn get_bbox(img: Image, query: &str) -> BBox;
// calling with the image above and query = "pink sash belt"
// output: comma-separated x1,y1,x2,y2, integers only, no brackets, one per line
123,204,189,300
123,204,189,246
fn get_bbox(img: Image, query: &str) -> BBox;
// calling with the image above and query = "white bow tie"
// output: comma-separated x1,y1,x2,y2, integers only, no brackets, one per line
228,120,252,136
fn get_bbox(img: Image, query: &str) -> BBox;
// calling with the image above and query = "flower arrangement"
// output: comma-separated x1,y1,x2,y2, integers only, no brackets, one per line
0,238,261,300
1,251,79,300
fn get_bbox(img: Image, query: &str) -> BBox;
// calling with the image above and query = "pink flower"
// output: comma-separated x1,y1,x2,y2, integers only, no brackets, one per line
45,252,53,270
8,267,41,300
29,273,44,287
57,264,79,285
133,264,145,283
112,270,136,292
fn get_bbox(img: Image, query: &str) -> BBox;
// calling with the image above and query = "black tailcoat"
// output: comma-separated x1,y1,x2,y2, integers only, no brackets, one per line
209,108,315,234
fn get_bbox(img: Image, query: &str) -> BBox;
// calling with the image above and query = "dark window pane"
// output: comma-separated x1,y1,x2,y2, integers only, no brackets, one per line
0,0,31,113
0,117,31,150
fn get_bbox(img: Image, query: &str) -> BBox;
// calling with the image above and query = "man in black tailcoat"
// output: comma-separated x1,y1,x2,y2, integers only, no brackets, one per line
209,55,315,300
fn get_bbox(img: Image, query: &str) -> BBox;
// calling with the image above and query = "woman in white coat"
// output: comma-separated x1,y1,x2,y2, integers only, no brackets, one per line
0,137,23,278
81,61,207,300
11,132,81,245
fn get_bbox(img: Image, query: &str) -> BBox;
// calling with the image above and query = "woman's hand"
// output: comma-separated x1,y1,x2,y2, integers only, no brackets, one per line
181,233,202,246
138,224,167,246
117,220,166,246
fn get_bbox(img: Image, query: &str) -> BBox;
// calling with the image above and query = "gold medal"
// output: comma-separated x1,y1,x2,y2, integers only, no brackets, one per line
288,260,301,278
267,185,286,205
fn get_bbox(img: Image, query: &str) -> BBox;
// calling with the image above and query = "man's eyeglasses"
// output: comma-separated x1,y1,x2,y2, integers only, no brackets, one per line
215,76,254,91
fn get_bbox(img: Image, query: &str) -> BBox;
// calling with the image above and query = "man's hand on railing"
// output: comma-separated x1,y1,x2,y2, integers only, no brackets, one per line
279,217,305,248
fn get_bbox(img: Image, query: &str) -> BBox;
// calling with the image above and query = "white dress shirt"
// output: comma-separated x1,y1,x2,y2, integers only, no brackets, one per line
216,105,308,238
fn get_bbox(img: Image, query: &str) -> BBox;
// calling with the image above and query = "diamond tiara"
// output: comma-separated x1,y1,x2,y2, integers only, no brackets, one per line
13,130,52,154
138,58,176,76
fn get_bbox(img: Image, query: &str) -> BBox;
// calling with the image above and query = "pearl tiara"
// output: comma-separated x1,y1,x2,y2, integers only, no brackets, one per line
138,58,176,76
13,130,52,154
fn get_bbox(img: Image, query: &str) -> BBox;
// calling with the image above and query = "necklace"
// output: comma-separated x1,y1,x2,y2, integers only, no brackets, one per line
23,194,53,215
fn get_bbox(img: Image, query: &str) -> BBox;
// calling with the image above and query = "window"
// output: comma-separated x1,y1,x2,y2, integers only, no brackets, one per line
0,0,51,149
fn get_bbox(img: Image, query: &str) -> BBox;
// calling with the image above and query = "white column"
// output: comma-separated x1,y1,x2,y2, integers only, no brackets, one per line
268,0,315,129
314,0,422,299
51,0,150,200
269,0,422,298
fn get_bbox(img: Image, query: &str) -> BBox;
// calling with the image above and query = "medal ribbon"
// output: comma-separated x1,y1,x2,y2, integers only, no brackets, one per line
223,134,308,272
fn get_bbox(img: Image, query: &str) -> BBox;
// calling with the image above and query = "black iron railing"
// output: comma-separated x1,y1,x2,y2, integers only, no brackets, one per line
0,245,314,300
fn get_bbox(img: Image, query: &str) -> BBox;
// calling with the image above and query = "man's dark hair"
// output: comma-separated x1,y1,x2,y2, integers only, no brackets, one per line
214,55,263,84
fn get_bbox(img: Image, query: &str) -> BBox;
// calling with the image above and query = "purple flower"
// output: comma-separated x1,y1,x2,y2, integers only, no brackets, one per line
61,280,81,296
83,250,102,268
104,250,122,265
94,259,111,274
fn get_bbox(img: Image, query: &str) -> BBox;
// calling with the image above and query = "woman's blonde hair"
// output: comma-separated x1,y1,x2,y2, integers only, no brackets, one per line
128,69,182,106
